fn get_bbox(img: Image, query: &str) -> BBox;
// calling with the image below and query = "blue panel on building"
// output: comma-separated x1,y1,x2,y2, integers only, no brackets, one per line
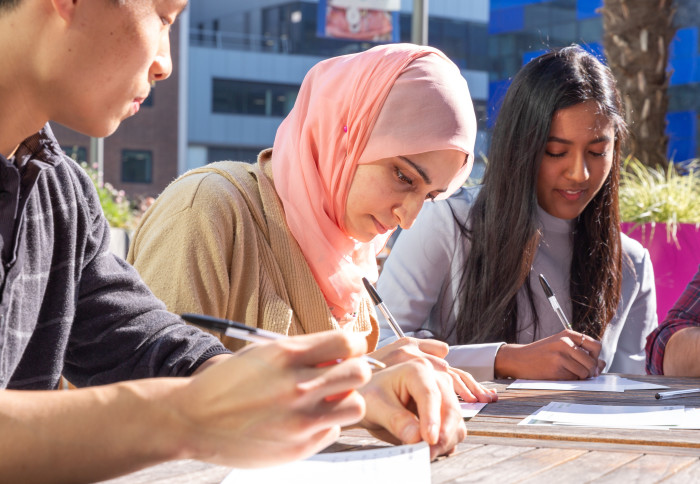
666,111,697,162
671,27,698,59
523,49,548,66
670,57,692,86
580,42,606,62
577,0,602,20
489,5,524,34
488,79,512,128
492,0,548,8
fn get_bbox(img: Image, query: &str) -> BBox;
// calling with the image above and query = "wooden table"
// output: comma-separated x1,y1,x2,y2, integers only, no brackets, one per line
100,374,700,483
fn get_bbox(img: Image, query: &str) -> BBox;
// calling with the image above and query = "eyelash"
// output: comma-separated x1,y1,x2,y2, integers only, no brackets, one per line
545,151,607,158
395,167,413,186
394,167,436,201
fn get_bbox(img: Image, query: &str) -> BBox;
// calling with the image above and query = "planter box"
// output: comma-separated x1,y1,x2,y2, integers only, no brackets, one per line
622,222,700,324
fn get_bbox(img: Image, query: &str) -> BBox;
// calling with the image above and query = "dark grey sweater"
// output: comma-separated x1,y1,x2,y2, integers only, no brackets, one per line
0,125,229,389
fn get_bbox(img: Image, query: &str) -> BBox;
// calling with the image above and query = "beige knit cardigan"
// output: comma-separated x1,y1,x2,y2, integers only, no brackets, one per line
128,150,378,352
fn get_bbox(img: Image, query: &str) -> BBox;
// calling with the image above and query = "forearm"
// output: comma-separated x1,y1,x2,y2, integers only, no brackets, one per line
0,378,191,483
663,327,700,376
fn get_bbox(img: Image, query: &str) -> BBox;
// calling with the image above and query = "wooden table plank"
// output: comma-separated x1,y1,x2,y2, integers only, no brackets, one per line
662,459,700,483
591,454,697,483
466,375,700,450
517,450,639,483
97,460,231,484
430,443,536,483
444,447,586,483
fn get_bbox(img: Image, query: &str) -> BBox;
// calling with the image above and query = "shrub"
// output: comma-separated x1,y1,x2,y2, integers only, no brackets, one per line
619,157,700,244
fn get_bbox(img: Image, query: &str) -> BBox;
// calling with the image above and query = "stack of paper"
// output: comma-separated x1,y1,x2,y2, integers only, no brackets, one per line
507,374,668,392
460,401,487,419
520,401,700,430
222,441,430,484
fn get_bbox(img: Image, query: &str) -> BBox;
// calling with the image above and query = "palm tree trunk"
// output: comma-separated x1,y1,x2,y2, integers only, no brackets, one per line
600,0,677,169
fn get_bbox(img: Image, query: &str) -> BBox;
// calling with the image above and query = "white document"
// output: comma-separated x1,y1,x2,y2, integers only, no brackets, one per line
460,402,487,419
520,401,686,430
221,441,430,484
508,374,668,392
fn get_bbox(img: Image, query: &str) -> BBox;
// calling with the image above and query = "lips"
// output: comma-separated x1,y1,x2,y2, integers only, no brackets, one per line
556,188,586,201
372,216,391,235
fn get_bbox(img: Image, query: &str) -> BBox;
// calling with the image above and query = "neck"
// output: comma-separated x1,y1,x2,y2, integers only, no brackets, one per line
0,1,52,158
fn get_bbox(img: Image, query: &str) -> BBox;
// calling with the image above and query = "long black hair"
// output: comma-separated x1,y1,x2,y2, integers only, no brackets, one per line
453,45,627,344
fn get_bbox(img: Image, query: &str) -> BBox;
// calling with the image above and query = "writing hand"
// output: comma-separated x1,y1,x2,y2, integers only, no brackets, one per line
370,337,497,402
357,359,466,460
174,331,372,468
495,329,604,380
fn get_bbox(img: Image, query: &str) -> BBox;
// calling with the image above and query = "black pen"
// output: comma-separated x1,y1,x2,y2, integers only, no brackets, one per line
181,313,386,370
538,274,573,331
362,277,406,339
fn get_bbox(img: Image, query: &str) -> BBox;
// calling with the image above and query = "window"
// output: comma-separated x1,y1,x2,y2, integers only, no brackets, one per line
212,79,299,117
61,145,88,163
208,147,264,164
121,150,152,184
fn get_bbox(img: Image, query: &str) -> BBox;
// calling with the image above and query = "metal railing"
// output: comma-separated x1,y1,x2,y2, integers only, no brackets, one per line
190,28,290,54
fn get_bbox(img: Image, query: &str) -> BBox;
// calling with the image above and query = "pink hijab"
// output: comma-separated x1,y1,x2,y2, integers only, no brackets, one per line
271,43,476,322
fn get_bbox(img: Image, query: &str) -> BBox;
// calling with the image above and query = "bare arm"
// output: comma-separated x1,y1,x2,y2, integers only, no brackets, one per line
663,327,700,376
0,331,372,483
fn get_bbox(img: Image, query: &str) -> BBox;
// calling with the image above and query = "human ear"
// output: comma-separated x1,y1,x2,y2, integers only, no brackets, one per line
49,0,77,23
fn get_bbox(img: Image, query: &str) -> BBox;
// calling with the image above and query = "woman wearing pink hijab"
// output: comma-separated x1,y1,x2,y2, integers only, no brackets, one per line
129,43,495,457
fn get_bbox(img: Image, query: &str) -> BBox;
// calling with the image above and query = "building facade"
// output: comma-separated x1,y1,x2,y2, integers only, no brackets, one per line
489,0,700,163
53,0,700,198
186,0,491,180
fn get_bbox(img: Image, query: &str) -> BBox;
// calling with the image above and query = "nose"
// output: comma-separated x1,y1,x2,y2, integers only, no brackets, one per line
149,31,173,83
393,194,424,230
566,151,590,184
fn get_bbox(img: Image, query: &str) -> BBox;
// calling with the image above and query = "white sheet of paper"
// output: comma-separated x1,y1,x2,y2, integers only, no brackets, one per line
221,442,430,484
460,402,487,418
519,401,685,429
508,374,668,392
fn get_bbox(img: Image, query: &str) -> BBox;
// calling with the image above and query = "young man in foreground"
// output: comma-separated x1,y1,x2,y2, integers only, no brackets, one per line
0,0,466,481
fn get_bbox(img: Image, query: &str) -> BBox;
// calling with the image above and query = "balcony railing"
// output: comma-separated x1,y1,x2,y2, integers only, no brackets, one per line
190,28,290,54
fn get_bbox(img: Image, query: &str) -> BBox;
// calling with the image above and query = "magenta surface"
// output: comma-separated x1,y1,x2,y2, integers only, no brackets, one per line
622,223,700,324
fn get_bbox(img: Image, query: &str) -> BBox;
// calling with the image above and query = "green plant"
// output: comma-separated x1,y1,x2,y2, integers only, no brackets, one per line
619,157,700,244
79,161,138,229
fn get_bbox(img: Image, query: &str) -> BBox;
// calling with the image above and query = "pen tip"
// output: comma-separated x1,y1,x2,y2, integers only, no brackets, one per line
361,277,382,305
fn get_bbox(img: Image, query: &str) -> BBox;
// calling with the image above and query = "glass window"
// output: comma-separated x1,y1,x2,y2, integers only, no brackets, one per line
213,79,299,117
61,145,88,163
208,147,264,164
121,150,153,184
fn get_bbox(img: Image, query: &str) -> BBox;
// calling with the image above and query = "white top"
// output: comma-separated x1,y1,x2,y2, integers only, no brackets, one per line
377,186,657,381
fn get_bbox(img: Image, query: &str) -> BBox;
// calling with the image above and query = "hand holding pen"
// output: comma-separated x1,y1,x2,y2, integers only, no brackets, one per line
181,313,385,370
535,273,604,379
361,277,498,404
362,277,405,339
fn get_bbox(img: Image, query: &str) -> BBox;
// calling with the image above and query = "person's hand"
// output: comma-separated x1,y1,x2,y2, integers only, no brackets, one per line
370,337,497,403
172,331,372,468
494,330,605,380
357,359,466,460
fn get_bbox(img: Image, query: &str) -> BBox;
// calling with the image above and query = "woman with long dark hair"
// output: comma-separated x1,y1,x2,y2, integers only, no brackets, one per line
377,45,657,380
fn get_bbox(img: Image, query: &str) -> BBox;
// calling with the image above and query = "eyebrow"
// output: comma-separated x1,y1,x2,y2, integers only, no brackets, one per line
398,155,450,193
547,135,612,145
